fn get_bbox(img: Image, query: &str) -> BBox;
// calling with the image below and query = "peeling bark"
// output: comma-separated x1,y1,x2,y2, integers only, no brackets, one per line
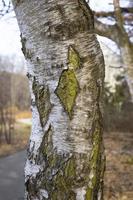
12,0,105,199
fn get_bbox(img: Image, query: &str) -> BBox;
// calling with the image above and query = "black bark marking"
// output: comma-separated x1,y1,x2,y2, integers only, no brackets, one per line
32,77,52,127
20,33,33,60
78,0,94,29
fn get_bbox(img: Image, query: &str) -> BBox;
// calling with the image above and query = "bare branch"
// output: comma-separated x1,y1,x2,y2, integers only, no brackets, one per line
94,19,121,45
94,7,133,18
2,0,6,7
94,0,133,47
0,0,12,17
113,0,125,31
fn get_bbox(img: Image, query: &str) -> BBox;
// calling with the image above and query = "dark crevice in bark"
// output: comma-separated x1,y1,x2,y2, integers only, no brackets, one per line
20,34,33,60
78,0,94,30
32,77,52,127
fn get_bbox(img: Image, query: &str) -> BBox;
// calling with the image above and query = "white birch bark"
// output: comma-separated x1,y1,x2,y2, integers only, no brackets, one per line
12,0,105,199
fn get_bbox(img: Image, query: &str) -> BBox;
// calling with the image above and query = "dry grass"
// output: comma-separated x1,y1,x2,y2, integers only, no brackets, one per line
15,110,32,120
0,122,31,157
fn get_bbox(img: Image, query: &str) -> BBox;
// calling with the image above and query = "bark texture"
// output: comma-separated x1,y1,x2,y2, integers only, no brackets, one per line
12,0,105,199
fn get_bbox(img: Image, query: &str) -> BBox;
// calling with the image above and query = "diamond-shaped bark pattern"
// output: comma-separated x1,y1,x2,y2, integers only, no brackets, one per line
56,69,79,118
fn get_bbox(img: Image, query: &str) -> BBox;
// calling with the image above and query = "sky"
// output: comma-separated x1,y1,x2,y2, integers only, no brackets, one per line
0,0,131,57
0,12,22,56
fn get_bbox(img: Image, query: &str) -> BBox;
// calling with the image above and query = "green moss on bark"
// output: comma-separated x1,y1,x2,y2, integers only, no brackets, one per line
39,126,77,199
68,46,80,70
55,69,79,118
55,46,81,119
39,125,95,199
85,120,104,200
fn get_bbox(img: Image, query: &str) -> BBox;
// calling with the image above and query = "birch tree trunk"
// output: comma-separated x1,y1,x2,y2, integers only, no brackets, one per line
120,43,133,101
12,0,105,199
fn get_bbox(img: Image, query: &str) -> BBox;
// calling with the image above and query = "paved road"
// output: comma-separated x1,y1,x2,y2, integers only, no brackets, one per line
0,151,26,200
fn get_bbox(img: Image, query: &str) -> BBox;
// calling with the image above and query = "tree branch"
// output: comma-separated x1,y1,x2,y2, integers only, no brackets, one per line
113,0,125,32
94,11,133,22
94,19,121,45
94,1,133,47
94,7,133,18
0,0,12,17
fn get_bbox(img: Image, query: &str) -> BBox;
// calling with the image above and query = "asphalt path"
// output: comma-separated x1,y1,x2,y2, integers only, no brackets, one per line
0,151,26,200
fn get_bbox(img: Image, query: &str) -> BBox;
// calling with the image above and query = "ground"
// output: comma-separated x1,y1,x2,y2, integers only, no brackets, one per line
0,151,25,200
0,124,132,199
104,131,133,200
0,121,31,158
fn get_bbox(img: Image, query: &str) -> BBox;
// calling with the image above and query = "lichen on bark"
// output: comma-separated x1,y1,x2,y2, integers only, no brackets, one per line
32,77,51,127
68,46,81,70
85,107,105,200
55,69,79,118
86,124,102,199
38,126,76,199
38,125,93,200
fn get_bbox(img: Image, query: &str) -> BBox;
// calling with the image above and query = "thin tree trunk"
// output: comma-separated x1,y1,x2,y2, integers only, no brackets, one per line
114,0,133,101
1,109,9,144
95,19,133,100
120,43,133,101
12,0,105,199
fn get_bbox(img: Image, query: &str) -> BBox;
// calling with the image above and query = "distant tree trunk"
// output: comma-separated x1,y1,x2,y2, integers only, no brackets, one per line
120,43,133,100
113,0,133,100
12,0,105,199
1,109,9,144
95,22,133,99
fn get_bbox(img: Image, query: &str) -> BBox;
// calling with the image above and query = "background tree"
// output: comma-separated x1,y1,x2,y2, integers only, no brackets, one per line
0,71,14,144
12,0,105,199
93,0,133,100
0,56,30,144
0,0,12,17
13,73,30,110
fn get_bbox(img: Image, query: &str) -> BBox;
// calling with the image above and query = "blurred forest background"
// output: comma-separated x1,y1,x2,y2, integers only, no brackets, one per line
0,0,133,200
0,59,31,156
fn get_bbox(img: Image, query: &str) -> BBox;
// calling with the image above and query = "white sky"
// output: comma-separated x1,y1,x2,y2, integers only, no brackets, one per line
90,0,113,11
0,12,22,56
0,0,130,57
